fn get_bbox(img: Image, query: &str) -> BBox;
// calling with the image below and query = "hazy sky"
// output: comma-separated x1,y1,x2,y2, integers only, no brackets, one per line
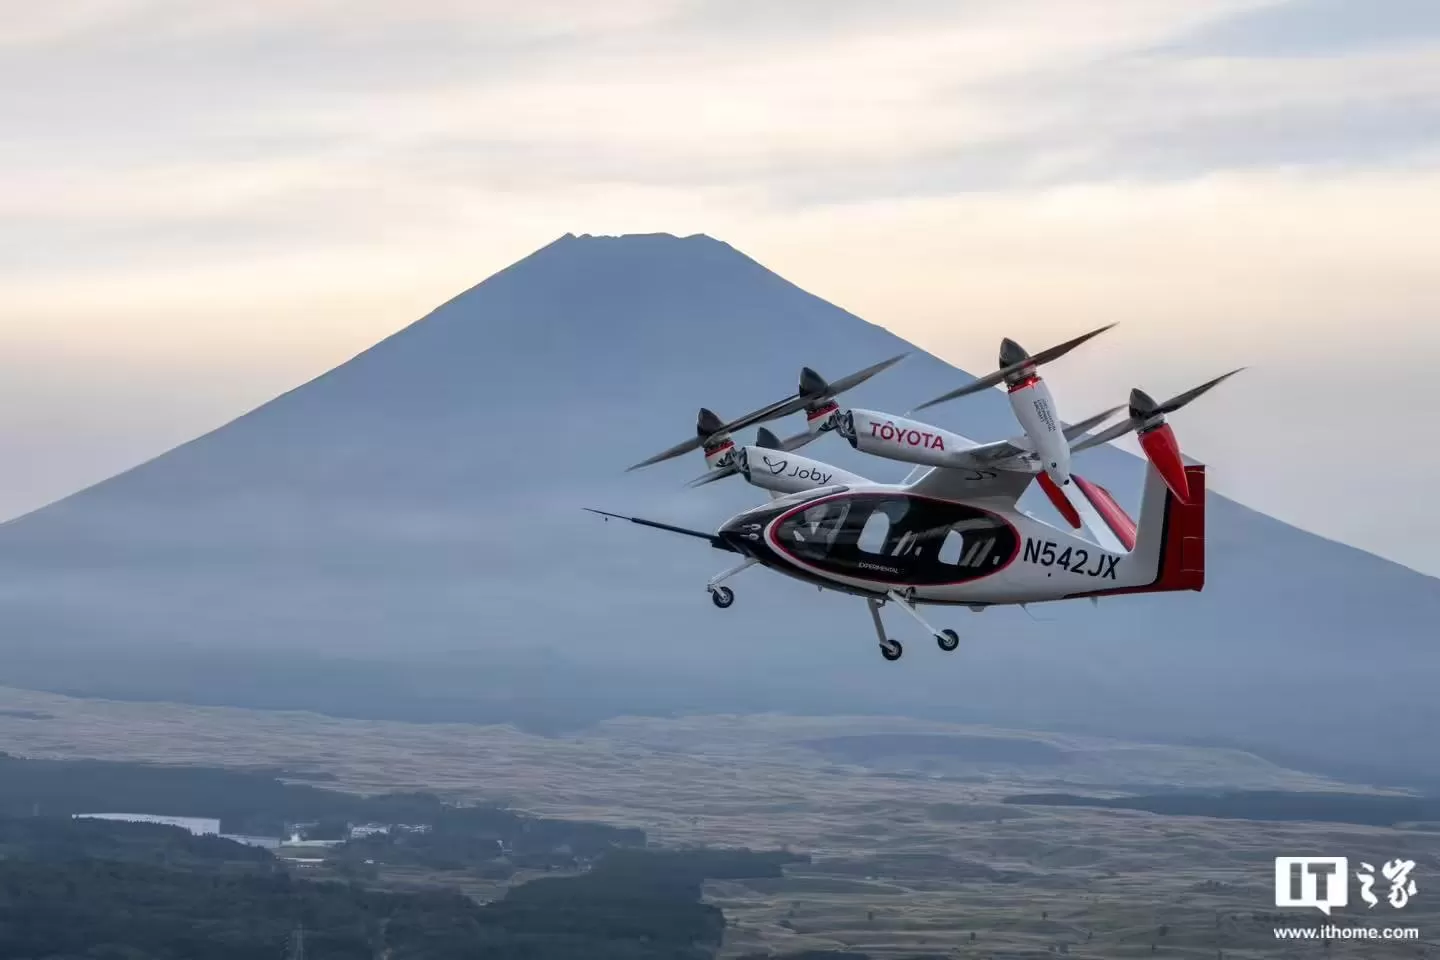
4,0,1439,575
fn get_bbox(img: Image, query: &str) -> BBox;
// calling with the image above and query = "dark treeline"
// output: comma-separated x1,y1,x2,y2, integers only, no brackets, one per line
1004,789,1440,827
0,815,273,867
0,815,805,960
0,752,643,853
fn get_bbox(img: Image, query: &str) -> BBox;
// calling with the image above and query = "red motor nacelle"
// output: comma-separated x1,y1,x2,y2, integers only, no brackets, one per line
1129,389,1192,503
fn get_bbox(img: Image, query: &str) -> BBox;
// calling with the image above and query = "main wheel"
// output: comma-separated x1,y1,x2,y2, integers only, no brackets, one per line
711,586,734,609
936,628,959,652
879,638,903,661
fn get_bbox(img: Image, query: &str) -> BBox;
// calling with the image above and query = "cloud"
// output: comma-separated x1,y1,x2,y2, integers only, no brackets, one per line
1,0,1439,573
1176,0,1440,57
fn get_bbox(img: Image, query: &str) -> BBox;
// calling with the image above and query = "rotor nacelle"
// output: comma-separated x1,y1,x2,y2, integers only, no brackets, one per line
696,407,736,470
838,408,973,467
1070,370,1244,505
732,445,860,494
1128,388,1189,504
798,366,843,434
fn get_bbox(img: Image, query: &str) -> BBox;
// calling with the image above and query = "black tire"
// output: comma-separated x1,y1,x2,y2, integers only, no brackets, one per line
879,638,903,661
711,586,734,609
936,629,959,652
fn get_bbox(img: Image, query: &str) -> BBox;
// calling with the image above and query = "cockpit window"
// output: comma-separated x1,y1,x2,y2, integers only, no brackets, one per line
937,529,965,565
857,511,889,554
773,494,1018,585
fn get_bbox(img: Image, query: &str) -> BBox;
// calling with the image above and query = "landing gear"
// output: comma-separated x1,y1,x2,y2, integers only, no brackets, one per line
866,598,904,661
868,592,959,660
706,558,756,610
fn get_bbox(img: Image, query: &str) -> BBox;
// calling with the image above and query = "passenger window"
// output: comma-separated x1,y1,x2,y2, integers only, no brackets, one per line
857,510,890,554
937,529,966,565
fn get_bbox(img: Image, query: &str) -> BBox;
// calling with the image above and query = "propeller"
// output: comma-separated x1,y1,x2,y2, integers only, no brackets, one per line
627,352,908,471
687,426,819,487
911,324,1116,413
1061,405,1127,442
1070,368,1244,503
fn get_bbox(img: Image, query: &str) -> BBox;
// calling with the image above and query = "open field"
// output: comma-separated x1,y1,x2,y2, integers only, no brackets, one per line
2,685,1436,958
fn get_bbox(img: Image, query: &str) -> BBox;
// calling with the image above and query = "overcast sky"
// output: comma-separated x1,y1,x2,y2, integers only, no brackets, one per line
3,0,1439,575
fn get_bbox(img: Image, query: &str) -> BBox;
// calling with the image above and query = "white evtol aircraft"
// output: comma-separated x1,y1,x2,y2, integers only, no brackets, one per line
591,326,1241,661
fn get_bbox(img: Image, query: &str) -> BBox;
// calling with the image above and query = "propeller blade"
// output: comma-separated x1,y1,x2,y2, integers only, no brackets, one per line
910,369,1009,411
1027,322,1118,367
629,352,909,471
627,397,802,472
911,324,1116,413
1061,405,1125,442
1154,367,1245,416
772,429,822,452
627,435,706,471
688,467,736,488
815,352,909,398
1069,417,1140,454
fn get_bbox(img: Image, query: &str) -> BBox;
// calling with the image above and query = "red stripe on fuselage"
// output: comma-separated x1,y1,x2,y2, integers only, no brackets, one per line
1072,475,1137,550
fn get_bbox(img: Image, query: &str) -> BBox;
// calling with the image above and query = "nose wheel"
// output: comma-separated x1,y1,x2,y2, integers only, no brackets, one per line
879,637,903,661
936,628,959,652
705,558,756,610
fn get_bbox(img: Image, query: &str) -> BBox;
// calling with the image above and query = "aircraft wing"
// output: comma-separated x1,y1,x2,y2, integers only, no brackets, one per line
905,407,1122,504
905,463,1035,505
944,405,1124,470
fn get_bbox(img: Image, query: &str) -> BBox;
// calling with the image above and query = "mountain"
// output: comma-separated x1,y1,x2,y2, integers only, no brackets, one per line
1,233,1436,784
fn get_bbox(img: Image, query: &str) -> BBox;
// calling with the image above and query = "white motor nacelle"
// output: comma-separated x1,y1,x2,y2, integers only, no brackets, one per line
734,446,860,494
1007,376,1070,486
838,408,975,467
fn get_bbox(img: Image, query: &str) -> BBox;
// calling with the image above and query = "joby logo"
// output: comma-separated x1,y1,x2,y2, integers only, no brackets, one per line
789,466,832,484
761,455,789,475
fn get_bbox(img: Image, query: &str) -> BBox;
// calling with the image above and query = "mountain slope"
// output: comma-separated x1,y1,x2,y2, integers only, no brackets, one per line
0,233,1435,781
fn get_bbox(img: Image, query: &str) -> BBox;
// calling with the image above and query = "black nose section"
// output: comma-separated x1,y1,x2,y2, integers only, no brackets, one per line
718,515,766,550
999,338,1029,368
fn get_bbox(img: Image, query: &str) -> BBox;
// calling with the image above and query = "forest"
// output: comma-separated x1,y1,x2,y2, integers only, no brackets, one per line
0,752,820,958
0,751,643,857
0,814,807,959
